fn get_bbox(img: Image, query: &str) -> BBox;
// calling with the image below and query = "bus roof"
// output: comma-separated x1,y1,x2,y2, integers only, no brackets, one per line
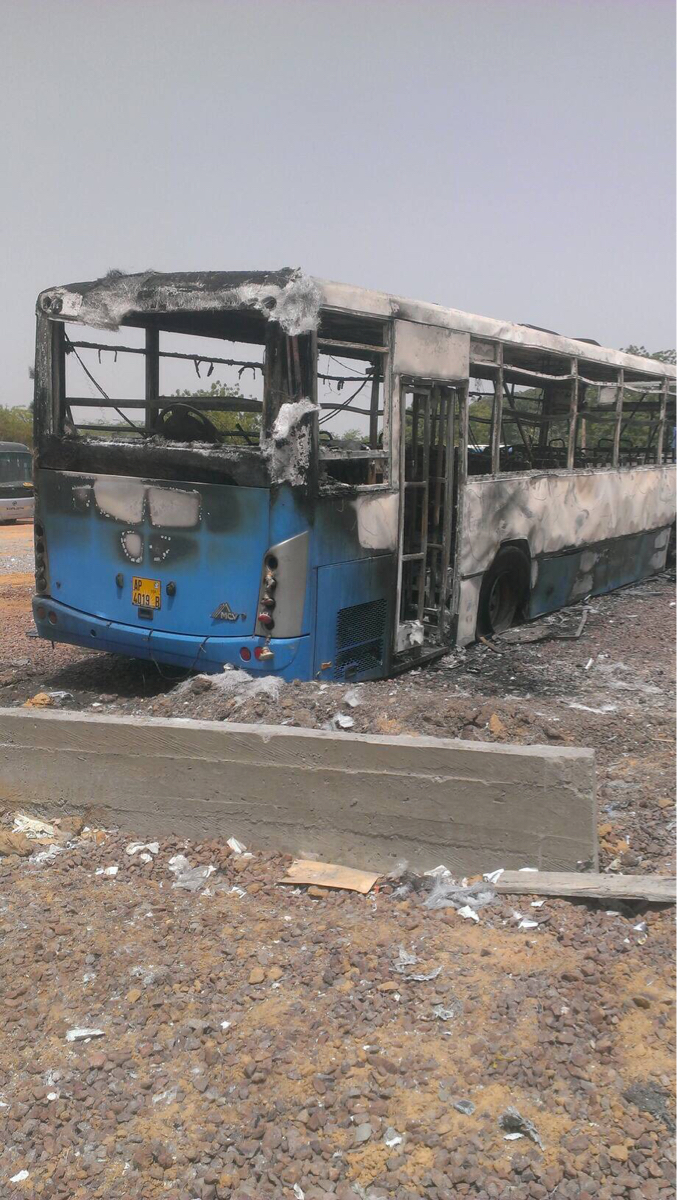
36,268,676,382
0,442,30,453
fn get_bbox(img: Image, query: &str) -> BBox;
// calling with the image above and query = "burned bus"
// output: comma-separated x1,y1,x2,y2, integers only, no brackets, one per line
31,269,676,680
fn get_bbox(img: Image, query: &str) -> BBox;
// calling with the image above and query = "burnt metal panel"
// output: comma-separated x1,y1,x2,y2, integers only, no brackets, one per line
393,321,469,382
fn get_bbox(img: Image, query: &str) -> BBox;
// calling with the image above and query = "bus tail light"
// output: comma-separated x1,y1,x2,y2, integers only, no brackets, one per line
34,521,49,594
239,647,251,662
48,611,57,625
256,532,309,639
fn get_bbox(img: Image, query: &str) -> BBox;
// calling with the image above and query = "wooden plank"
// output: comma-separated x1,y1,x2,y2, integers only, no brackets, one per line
279,859,380,893
496,871,675,904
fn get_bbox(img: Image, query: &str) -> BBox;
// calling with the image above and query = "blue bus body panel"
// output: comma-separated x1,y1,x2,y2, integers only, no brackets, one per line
35,469,399,682
313,556,396,681
37,470,278,638
31,596,312,679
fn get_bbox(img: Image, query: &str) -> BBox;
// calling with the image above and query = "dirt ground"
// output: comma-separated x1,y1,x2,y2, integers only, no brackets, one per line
0,521,675,1199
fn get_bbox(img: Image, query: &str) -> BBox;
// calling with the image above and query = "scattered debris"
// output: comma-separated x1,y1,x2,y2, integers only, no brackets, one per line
10,1169,29,1183
457,904,480,922
423,878,495,912
453,1099,475,1115
12,813,58,839
499,1106,544,1149
383,1127,403,1147
623,1081,674,1129
392,947,418,973
125,841,159,856
65,1028,105,1042
227,836,247,855
167,854,216,891
497,609,588,645
332,712,354,730
479,635,501,655
424,864,452,878
95,865,119,877
407,966,443,982
279,859,380,894
343,687,362,708
31,844,63,864
431,1002,461,1022
568,702,617,714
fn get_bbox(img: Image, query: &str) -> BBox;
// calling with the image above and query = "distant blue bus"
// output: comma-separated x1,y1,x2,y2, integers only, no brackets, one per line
0,441,34,523
31,269,675,680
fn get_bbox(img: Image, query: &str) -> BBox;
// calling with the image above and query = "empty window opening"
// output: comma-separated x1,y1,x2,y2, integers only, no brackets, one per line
316,313,389,488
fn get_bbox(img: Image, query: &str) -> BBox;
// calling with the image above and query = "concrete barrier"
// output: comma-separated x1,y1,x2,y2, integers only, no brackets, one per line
0,709,597,874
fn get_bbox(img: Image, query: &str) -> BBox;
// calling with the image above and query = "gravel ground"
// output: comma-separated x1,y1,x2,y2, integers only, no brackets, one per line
0,523,675,1198
0,821,674,1200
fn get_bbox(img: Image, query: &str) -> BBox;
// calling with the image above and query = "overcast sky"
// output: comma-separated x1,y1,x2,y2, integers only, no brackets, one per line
1,0,674,409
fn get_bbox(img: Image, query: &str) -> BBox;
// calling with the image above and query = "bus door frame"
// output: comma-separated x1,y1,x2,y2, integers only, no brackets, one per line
390,320,470,662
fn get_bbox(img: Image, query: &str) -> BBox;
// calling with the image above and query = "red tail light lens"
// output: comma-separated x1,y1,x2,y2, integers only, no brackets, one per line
239,647,251,661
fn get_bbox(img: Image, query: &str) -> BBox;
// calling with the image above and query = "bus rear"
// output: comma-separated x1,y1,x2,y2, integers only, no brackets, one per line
31,269,398,682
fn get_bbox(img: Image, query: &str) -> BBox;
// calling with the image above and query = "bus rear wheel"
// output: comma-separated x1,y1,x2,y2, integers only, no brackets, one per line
477,547,530,636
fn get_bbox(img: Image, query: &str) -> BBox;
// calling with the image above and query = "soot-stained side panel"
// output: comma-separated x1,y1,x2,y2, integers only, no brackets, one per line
312,492,398,567
459,466,676,579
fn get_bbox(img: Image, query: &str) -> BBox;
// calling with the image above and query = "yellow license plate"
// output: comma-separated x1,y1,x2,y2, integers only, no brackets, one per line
132,577,161,609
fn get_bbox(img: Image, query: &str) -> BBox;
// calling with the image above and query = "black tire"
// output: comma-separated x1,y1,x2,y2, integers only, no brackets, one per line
477,546,530,636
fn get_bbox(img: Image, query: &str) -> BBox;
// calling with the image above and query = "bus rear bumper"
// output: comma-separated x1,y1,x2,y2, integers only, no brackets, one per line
0,496,34,521
31,598,313,680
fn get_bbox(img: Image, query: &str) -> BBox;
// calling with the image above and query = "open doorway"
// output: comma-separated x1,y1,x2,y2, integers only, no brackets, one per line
395,382,461,662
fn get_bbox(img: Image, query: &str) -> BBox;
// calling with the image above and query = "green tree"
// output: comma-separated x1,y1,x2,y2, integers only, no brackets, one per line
0,406,33,449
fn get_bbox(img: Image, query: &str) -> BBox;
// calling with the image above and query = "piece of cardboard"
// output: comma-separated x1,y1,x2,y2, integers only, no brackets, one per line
279,859,380,894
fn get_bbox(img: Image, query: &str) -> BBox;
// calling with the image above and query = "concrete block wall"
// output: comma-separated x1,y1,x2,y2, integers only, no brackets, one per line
0,709,597,875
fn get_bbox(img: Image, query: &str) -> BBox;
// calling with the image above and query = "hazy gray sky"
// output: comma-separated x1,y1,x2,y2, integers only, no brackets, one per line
1,0,674,409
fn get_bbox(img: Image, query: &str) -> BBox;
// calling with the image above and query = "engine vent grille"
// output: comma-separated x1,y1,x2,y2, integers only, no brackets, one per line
334,598,387,680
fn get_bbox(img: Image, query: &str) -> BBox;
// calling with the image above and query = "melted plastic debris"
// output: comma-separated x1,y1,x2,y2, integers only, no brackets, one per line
31,844,63,864
167,855,216,892
457,905,480,922
431,1002,461,1022
333,712,354,730
499,1106,544,1149
423,878,495,912
392,947,418,973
